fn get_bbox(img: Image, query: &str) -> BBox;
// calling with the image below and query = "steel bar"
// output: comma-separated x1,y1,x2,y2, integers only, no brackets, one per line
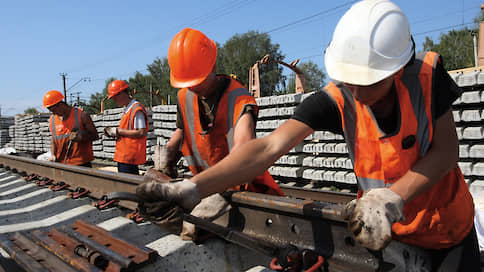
9,232,79,272
0,233,48,272
30,230,102,272
72,220,157,264
58,226,134,271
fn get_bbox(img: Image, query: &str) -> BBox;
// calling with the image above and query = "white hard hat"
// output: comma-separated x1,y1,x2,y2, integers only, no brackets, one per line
324,0,414,86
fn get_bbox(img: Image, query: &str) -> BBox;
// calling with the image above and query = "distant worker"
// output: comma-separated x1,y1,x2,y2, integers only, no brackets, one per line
43,90,98,167
143,28,283,238
135,1,480,270
104,80,148,175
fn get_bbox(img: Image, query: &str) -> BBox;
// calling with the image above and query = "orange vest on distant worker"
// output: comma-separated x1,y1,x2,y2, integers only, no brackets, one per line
178,75,284,196
114,101,148,165
49,107,93,165
325,51,474,249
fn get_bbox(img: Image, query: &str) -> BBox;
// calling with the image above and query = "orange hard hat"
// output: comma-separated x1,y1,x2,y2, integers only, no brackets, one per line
43,90,64,108
107,80,129,99
168,28,217,88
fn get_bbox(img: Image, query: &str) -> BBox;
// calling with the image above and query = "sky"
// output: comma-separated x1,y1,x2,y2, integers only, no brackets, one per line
1,0,482,116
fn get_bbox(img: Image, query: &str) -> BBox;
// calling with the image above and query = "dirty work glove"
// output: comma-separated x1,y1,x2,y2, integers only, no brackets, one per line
153,146,178,178
138,201,184,234
136,179,200,211
342,188,404,251
103,127,118,138
180,193,231,241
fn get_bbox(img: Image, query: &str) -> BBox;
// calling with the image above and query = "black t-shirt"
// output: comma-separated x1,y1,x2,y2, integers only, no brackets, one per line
291,60,461,135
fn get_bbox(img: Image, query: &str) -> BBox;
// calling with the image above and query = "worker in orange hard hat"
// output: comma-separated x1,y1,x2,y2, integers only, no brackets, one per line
104,80,148,175
135,2,480,270
43,90,98,167
136,27,283,240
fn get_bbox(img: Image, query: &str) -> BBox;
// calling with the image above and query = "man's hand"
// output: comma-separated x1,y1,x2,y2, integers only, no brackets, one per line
69,130,80,142
104,127,118,138
136,179,200,211
153,146,178,178
342,188,404,251
180,193,231,241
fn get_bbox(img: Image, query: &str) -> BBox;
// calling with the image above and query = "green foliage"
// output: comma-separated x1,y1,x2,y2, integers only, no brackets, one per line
286,61,326,93
81,77,118,115
217,31,285,96
422,28,475,70
145,57,178,105
422,10,483,70
24,107,39,114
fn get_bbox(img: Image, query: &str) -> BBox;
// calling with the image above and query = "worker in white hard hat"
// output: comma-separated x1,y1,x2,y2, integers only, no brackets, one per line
135,0,480,269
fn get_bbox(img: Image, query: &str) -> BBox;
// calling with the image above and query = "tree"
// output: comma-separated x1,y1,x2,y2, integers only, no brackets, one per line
82,77,119,115
423,28,475,70
218,31,285,96
24,107,38,114
422,10,484,70
285,61,326,93
146,57,178,105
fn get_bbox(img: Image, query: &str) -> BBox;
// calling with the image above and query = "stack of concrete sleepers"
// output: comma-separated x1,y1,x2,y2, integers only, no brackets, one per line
13,114,50,154
91,114,104,159
0,117,14,148
450,70,484,194
256,92,355,192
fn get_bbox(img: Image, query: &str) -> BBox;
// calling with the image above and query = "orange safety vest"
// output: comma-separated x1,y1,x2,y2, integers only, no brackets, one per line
325,51,474,249
178,75,284,196
114,101,148,165
49,107,93,165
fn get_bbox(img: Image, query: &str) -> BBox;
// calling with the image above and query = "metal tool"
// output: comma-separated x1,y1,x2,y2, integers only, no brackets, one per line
63,128,79,164
107,192,325,272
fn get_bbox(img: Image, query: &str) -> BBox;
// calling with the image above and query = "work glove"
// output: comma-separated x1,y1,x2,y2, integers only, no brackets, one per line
153,146,178,178
47,155,57,162
103,127,118,138
342,188,404,251
138,200,184,234
136,179,201,211
180,193,231,241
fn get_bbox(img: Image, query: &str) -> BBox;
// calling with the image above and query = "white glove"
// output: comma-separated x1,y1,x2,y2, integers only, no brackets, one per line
104,127,118,138
47,155,56,162
180,193,231,241
136,179,201,211
342,188,404,251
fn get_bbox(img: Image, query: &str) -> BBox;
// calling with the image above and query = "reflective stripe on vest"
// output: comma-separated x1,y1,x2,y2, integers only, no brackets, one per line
330,53,437,191
181,87,252,170
51,108,80,140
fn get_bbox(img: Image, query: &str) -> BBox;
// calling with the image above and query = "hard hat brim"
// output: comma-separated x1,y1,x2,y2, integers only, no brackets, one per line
170,72,208,89
324,50,410,86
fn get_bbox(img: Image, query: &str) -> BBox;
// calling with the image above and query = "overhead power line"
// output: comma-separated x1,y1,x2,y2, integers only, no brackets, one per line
414,22,474,36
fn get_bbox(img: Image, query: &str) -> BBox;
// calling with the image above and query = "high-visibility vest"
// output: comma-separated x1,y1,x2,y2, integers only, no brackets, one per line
114,101,148,165
178,75,283,196
325,51,474,249
50,107,93,165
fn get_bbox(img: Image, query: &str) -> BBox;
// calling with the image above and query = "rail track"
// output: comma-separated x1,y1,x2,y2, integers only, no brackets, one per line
0,154,432,271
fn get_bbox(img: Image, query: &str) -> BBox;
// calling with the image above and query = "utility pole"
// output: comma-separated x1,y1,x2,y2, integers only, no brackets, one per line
59,73,68,104
149,82,153,109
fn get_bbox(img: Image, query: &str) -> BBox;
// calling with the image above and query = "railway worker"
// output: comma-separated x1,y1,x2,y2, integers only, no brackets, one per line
43,90,98,167
135,0,481,269
144,28,284,239
154,27,283,196
104,80,148,175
